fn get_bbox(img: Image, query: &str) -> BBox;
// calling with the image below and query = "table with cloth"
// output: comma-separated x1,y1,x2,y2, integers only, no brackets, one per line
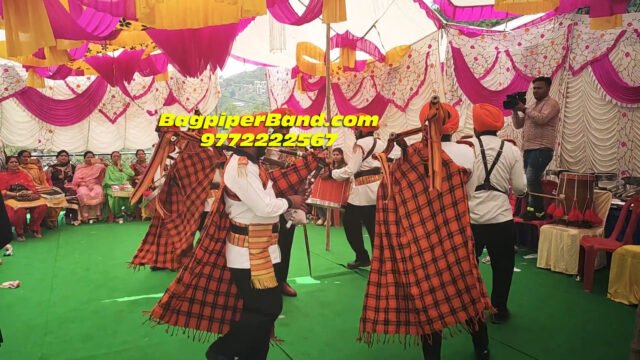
537,190,612,275
608,245,640,305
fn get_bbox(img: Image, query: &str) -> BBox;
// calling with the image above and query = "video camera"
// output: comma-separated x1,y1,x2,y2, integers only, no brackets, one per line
503,91,527,110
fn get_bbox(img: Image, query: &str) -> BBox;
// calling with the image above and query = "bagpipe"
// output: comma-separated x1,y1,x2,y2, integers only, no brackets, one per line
130,127,228,216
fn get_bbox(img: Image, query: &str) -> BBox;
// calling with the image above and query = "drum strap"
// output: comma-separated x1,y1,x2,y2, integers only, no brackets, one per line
474,136,507,195
362,138,378,162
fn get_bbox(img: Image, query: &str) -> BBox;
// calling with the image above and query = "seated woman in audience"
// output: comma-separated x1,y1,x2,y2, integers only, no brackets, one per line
103,151,135,221
17,150,51,191
71,151,106,222
0,156,47,240
130,149,148,187
129,149,148,220
47,150,79,225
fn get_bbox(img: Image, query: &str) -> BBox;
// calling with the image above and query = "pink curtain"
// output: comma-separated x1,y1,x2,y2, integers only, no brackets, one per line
298,75,326,92
137,54,169,77
282,85,327,117
330,31,386,62
13,78,108,126
267,0,322,26
85,50,143,86
85,49,144,99
590,55,640,104
412,0,444,29
331,83,390,117
77,0,137,20
432,0,515,22
32,65,84,80
147,19,253,78
43,0,119,41
450,46,531,116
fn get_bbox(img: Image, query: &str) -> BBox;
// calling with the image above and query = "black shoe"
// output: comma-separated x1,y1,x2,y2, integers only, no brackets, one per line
347,258,371,269
475,349,490,360
205,347,233,360
491,310,510,324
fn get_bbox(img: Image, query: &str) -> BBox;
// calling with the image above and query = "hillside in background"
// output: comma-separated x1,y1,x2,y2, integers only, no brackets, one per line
218,67,270,115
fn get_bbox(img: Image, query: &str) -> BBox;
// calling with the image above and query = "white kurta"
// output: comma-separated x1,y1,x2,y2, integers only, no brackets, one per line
223,155,290,269
332,136,386,206
442,141,476,197
467,136,527,225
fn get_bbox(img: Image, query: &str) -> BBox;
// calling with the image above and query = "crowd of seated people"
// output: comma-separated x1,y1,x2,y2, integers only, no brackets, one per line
0,148,149,240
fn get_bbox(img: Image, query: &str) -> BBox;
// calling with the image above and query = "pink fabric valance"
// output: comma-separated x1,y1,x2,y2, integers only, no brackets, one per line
330,31,386,62
450,46,531,116
590,54,640,104
432,0,515,22
147,18,253,78
77,0,137,20
331,83,390,118
13,78,108,126
43,0,119,41
267,0,322,26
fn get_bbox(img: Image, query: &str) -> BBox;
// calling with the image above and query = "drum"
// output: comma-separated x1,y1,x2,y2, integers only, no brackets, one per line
545,169,570,178
558,172,596,216
307,178,351,209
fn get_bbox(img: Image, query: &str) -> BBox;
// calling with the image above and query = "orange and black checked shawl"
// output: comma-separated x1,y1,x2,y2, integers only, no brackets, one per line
148,155,320,338
359,143,492,345
130,142,224,270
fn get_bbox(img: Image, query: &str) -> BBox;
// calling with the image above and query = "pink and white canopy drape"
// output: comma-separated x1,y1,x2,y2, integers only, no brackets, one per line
0,65,219,152
268,13,640,176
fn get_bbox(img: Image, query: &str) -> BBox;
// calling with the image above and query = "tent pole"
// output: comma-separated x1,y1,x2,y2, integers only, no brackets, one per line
325,22,332,251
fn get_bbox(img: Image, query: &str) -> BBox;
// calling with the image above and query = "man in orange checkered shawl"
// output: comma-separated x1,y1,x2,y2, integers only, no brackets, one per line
130,119,222,271
359,98,493,360
147,123,324,360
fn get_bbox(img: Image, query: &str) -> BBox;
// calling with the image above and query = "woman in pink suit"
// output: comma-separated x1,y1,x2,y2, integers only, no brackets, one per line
71,151,106,222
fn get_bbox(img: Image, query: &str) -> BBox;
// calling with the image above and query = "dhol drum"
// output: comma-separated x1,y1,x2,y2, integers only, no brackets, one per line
558,172,596,220
307,178,351,209
545,169,570,180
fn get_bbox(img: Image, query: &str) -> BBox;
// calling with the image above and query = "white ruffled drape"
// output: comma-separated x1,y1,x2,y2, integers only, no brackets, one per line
0,69,220,153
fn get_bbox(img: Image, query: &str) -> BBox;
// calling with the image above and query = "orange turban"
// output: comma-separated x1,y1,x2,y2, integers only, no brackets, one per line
354,113,379,133
473,103,504,132
229,116,269,137
270,107,296,116
420,102,459,134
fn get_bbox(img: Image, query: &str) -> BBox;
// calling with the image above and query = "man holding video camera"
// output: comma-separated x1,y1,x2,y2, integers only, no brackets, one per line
512,76,560,220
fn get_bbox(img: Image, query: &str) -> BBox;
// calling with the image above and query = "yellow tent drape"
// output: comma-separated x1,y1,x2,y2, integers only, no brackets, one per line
322,0,347,24
135,0,266,29
3,0,56,57
69,60,98,76
340,48,356,68
385,45,411,67
27,69,45,88
155,71,169,82
493,0,559,15
590,14,623,30
296,42,345,77
17,45,72,67
296,42,412,77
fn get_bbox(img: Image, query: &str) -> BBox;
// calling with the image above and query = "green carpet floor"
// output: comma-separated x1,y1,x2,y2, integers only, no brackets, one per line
0,222,636,360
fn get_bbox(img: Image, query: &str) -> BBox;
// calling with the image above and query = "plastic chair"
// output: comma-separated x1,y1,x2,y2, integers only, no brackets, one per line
579,195,640,292
513,180,558,250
